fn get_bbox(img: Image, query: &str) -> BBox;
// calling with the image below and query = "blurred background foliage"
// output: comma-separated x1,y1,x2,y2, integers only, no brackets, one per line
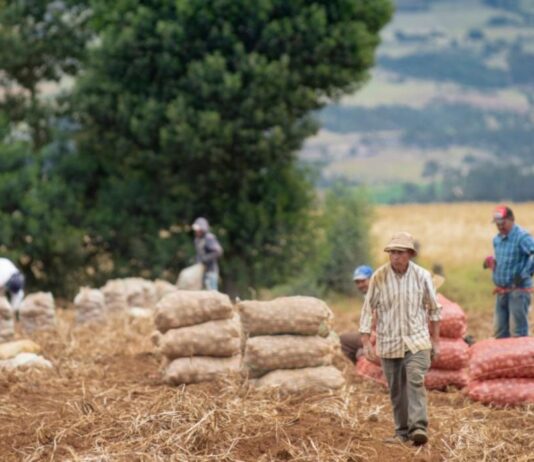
0,0,390,296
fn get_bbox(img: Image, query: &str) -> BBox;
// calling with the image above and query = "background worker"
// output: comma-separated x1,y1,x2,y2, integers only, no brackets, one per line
359,232,441,446
339,265,373,363
192,217,223,291
0,257,25,311
491,205,534,338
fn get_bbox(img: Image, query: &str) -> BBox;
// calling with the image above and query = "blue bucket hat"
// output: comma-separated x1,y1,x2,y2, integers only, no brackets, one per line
353,265,373,281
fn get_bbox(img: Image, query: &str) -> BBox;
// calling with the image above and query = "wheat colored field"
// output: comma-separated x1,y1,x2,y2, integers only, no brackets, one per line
371,202,534,267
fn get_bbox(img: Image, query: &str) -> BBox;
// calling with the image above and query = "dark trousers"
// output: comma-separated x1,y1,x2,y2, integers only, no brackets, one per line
339,332,363,363
381,350,431,438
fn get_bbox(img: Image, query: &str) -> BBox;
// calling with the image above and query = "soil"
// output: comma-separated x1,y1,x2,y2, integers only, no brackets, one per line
0,308,532,461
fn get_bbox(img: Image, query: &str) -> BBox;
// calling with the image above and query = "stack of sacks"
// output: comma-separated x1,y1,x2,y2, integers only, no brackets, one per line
123,278,158,309
101,280,128,314
466,337,534,406
154,279,178,302
153,291,241,384
74,288,105,324
238,296,344,393
19,292,56,333
0,296,14,342
356,294,469,391
426,294,469,390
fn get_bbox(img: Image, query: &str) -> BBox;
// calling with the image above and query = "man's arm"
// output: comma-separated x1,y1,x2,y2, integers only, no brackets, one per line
518,234,534,282
424,272,442,360
200,234,223,264
359,279,379,363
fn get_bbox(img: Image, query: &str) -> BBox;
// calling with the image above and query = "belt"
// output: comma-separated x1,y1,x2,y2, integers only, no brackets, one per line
493,286,533,295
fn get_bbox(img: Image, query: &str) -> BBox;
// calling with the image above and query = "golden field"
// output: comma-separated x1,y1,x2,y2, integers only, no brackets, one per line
369,202,534,313
372,202,534,267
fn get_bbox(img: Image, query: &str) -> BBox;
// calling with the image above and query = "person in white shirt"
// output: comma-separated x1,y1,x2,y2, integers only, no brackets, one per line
0,258,25,310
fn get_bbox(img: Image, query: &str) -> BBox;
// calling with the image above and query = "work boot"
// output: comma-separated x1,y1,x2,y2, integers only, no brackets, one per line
410,429,428,446
383,434,409,445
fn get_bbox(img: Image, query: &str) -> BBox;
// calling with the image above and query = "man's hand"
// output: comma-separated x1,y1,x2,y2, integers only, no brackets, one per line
364,343,380,365
431,338,440,363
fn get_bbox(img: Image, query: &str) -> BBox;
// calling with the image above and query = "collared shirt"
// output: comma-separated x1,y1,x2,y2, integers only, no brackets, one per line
359,261,441,359
493,224,534,288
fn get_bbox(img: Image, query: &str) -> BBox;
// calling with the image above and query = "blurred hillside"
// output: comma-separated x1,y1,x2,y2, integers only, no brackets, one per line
302,0,534,203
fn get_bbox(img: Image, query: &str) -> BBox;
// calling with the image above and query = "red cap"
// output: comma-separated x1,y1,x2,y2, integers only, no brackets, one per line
492,205,513,223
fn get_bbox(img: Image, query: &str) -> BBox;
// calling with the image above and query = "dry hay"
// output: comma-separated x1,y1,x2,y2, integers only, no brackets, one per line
0,308,533,461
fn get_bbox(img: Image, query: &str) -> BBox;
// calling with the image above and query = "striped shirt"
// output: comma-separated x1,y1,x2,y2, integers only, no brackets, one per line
359,262,441,359
493,224,534,289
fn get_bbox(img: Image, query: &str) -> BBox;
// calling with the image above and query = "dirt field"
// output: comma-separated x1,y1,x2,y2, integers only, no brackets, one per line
1,306,533,462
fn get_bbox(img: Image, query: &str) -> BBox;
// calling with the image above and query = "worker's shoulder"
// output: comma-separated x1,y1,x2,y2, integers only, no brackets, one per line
410,262,432,279
371,264,390,284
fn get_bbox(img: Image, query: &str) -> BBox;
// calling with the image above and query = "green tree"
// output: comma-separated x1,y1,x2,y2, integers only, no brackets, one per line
316,184,373,294
0,0,91,150
0,115,88,295
72,0,392,293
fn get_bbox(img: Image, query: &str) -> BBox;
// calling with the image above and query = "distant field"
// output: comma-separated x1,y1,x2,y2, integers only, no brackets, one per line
371,202,534,311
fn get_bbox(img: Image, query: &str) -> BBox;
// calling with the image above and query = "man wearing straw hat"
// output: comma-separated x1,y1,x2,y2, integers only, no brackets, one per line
359,232,441,446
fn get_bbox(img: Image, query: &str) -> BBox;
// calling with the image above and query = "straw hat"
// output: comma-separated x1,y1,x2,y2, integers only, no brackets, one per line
384,232,418,255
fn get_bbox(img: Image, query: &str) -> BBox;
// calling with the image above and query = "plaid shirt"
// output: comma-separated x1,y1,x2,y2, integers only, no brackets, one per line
359,262,441,359
493,224,534,289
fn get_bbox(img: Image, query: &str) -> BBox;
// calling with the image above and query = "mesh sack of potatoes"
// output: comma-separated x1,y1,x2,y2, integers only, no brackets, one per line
251,366,345,393
152,316,241,359
19,292,56,333
466,378,534,406
154,279,178,301
244,335,334,377
355,358,387,387
154,290,233,333
74,288,105,325
238,296,333,337
101,280,128,314
425,368,468,391
163,355,241,385
430,338,469,370
123,278,158,308
469,337,534,381
436,294,467,338
0,296,14,342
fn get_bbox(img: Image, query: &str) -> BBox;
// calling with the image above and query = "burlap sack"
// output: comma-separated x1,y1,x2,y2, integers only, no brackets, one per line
124,278,158,308
244,335,334,377
153,316,241,359
154,279,178,301
101,280,128,314
0,339,41,360
154,291,233,333
19,292,56,333
252,366,345,393
74,288,105,325
238,296,333,337
0,296,14,342
176,263,204,290
164,355,241,385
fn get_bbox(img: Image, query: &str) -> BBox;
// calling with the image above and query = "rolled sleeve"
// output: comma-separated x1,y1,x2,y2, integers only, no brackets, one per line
359,280,376,334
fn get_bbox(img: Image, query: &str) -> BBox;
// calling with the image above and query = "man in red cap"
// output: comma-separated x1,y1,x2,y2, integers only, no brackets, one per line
491,205,534,338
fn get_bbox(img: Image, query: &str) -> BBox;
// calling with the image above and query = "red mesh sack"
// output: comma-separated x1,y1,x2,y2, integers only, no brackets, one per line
466,379,534,406
469,337,534,381
431,338,469,370
425,368,468,391
435,294,467,338
355,358,387,387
